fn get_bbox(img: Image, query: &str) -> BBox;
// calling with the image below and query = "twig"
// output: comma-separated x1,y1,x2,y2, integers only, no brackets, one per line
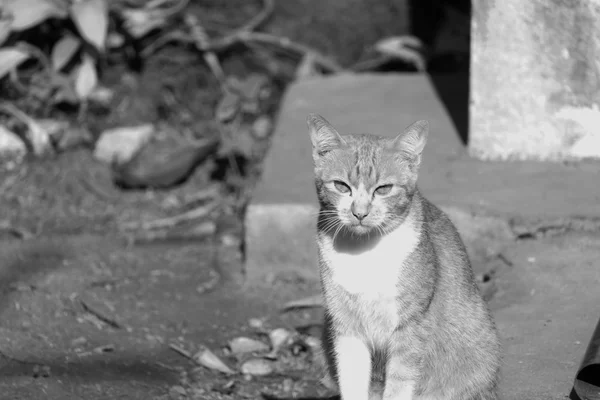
169,343,194,360
196,267,220,294
0,102,53,155
280,294,324,312
80,297,123,329
178,185,222,209
124,220,216,245
120,199,220,230
0,350,37,366
184,14,226,86
0,220,34,240
15,41,53,79
202,32,343,73
233,0,274,34
140,0,342,72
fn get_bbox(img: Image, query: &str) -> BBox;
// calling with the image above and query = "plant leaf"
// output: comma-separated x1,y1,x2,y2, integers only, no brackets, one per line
2,0,68,31
74,54,97,99
0,47,30,79
70,0,108,52
51,35,81,71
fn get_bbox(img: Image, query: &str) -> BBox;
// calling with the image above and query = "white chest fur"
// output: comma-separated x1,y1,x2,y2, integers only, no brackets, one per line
322,218,421,298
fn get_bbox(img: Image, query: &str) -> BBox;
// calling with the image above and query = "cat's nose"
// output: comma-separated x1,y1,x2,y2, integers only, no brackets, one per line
351,203,370,221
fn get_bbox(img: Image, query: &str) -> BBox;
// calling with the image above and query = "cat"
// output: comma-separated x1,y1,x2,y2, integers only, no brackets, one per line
306,114,501,400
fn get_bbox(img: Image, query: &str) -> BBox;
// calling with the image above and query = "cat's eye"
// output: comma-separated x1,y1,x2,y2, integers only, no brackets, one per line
375,184,393,195
333,181,351,194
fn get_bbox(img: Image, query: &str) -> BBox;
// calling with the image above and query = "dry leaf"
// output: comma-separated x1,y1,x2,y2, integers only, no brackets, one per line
240,358,273,376
70,0,108,51
265,328,294,359
74,54,97,99
194,348,235,375
51,34,81,71
228,337,270,355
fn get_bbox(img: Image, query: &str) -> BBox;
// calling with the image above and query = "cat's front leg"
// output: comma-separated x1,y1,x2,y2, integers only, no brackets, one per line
383,356,417,400
335,336,371,400
383,379,415,400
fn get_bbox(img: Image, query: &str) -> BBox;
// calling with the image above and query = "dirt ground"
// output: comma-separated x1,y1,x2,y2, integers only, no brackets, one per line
0,1,479,399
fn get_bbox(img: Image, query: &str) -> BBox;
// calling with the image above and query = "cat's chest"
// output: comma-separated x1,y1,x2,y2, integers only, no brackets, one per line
327,246,402,297
322,226,420,298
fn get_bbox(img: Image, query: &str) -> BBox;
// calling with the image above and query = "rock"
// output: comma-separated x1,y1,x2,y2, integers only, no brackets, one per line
240,358,273,376
228,336,269,355
93,124,155,165
112,136,219,189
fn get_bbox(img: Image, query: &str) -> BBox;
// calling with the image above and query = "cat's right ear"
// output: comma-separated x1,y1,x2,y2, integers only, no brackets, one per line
307,114,346,161
392,120,429,165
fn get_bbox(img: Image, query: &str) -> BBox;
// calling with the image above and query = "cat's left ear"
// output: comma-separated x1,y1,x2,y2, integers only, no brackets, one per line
307,113,346,160
392,120,429,164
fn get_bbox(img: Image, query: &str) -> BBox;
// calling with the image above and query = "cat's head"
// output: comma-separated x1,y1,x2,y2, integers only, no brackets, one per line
307,113,428,235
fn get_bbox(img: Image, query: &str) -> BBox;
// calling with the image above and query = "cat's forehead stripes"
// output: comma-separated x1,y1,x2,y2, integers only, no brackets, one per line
347,135,381,187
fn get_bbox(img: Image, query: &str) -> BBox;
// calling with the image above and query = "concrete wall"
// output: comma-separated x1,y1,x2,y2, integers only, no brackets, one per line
470,0,600,161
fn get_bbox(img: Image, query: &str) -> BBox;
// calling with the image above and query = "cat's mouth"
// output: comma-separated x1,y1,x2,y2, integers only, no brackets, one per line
348,222,374,235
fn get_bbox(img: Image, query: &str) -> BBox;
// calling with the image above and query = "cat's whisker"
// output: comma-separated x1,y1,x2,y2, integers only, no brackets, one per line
332,222,344,243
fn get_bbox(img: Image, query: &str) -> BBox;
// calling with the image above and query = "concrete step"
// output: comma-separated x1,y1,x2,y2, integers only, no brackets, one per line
245,72,600,283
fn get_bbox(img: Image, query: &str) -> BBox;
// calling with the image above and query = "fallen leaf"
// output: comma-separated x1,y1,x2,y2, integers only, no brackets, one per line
3,0,68,31
70,0,108,51
265,328,294,359
240,358,273,376
74,53,97,99
0,47,30,80
194,348,236,375
51,34,81,71
248,318,266,331
228,337,270,355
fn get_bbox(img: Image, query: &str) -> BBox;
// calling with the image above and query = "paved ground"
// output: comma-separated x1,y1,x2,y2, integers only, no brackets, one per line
244,72,600,399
